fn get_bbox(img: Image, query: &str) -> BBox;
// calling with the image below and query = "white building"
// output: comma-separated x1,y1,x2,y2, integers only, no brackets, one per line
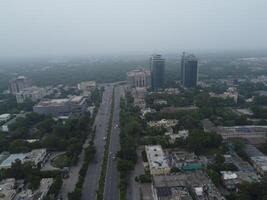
127,69,151,88
145,145,170,175
78,81,96,96
0,114,11,123
209,87,238,103
165,130,189,144
25,149,47,167
148,119,178,129
15,87,47,103
0,178,16,200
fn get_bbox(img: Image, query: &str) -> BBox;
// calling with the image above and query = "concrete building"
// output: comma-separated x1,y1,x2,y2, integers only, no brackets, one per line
0,178,16,200
25,149,47,167
217,125,267,140
9,76,32,94
165,130,189,144
220,171,239,191
0,149,47,169
150,55,165,90
15,178,53,200
0,153,27,169
140,108,156,119
168,150,205,171
186,171,225,200
0,114,25,132
15,87,47,103
209,87,238,103
145,145,170,175
77,81,96,96
152,171,225,200
126,69,151,88
0,114,11,123
245,145,267,177
131,87,147,109
181,53,198,88
220,171,259,191
148,119,178,129
152,175,192,200
33,96,87,117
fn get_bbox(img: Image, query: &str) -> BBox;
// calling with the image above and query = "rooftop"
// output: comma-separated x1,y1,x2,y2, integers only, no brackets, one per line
0,153,27,168
0,114,11,119
36,98,69,107
145,145,169,171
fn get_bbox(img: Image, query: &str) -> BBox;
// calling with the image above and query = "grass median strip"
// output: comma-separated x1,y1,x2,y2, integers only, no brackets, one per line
97,87,115,200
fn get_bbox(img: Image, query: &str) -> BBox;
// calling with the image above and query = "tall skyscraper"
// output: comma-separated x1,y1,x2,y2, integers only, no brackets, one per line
150,54,165,90
181,52,198,88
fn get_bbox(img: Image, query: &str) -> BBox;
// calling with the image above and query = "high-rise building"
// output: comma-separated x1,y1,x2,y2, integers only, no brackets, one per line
126,69,151,88
9,76,32,94
150,55,165,90
181,52,198,88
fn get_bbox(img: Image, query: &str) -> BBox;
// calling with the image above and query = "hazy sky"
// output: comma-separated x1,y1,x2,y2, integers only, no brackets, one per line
1,0,267,57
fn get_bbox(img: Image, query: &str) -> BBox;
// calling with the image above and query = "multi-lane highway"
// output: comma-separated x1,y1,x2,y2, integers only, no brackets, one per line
81,85,114,200
103,86,124,200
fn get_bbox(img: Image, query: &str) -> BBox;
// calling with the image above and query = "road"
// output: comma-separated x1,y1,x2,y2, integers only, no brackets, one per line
103,86,124,200
81,85,114,200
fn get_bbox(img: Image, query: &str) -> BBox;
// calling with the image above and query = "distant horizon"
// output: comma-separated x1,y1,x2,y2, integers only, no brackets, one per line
1,48,267,62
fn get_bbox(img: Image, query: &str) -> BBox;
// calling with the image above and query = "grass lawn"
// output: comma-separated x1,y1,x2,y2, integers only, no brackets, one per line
51,154,69,169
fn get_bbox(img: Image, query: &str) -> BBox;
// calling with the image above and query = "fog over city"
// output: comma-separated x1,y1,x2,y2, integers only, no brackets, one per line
1,0,267,58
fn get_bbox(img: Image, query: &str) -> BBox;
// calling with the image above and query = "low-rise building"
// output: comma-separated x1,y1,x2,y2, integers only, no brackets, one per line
15,178,53,200
217,125,267,140
154,99,167,106
25,149,47,167
220,171,260,191
209,87,238,103
186,171,225,200
152,175,192,200
1,114,25,132
160,106,199,114
245,145,267,176
220,171,239,191
15,87,47,103
168,150,205,171
0,179,16,200
0,114,11,124
152,171,225,200
0,153,27,169
145,145,170,175
140,108,156,119
78,81,96,96
0,149,47,169
165,130,189,144
33,96,87,117
148,119,178,129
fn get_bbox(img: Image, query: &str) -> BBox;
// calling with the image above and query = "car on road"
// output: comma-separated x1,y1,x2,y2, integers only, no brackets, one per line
103,136,107,141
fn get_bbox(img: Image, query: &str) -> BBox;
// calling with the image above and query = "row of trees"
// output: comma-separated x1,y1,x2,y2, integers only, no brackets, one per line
118,93,143,199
